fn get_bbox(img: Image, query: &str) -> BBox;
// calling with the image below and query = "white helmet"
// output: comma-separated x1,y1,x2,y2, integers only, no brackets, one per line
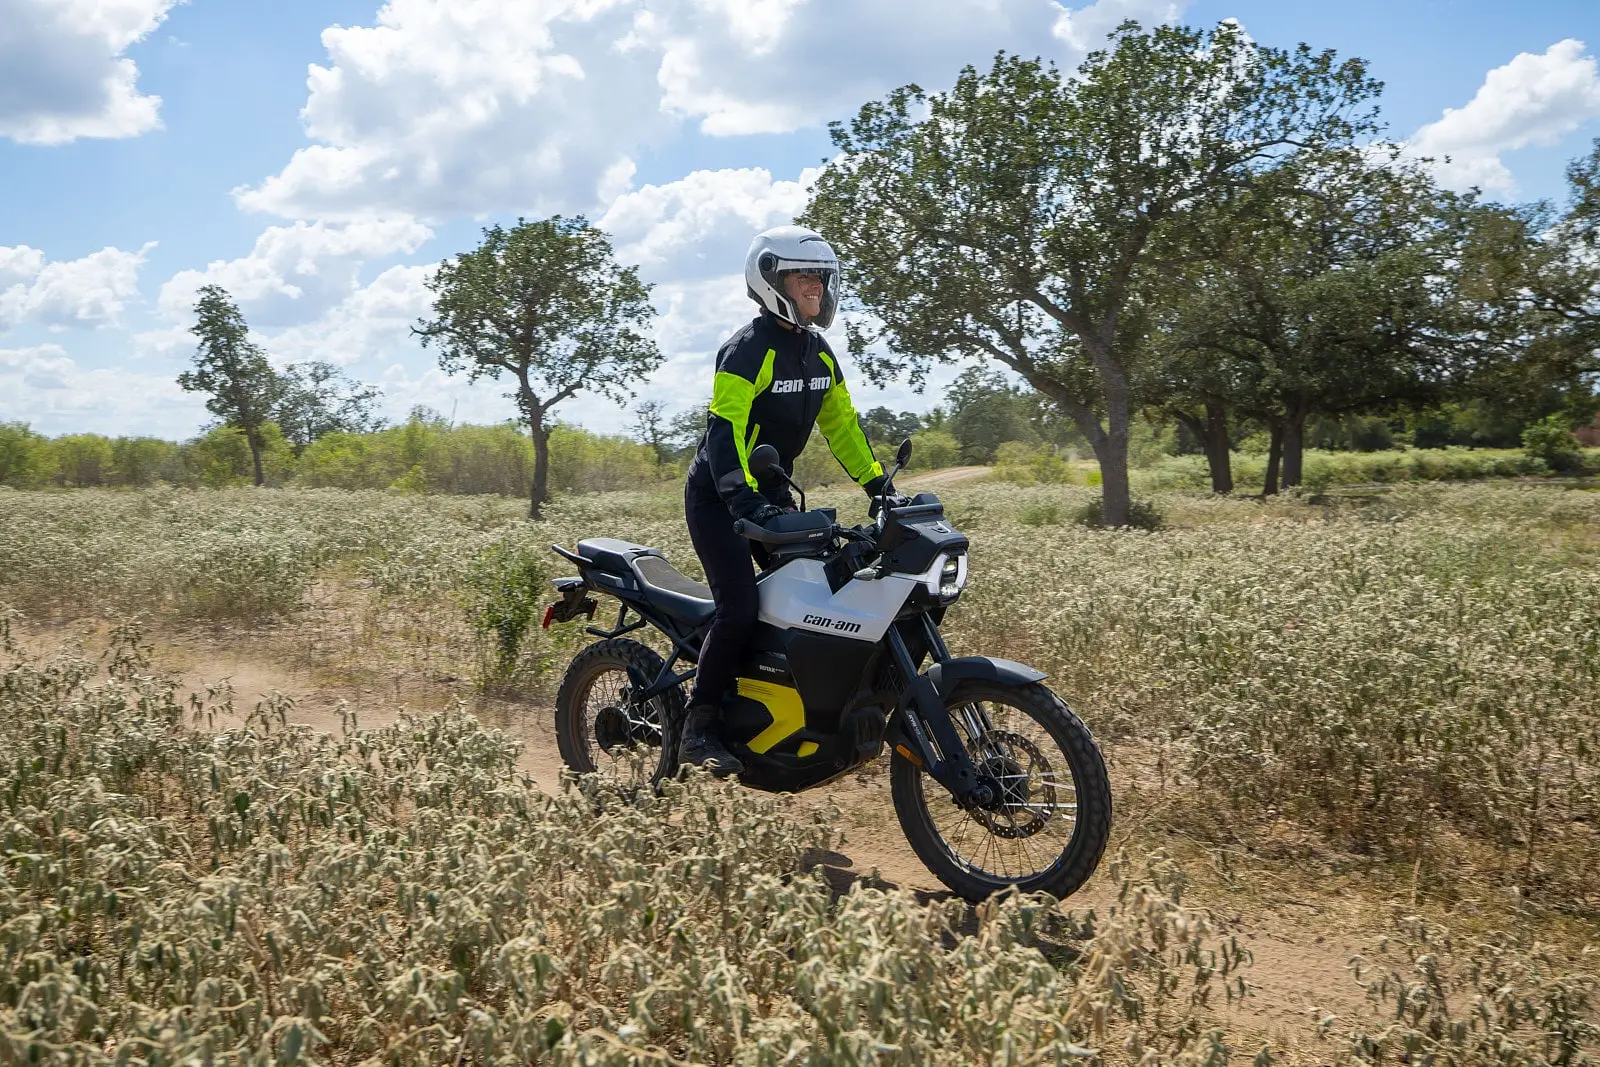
745,225,840,330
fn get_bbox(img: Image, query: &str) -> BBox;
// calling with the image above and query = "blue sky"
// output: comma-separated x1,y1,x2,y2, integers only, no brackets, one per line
2,0,1598,438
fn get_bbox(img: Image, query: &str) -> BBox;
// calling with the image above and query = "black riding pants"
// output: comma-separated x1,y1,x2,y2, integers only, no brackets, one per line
683,476,765,711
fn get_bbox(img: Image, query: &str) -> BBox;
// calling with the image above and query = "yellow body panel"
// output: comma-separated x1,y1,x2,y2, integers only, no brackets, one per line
736,677,806,754
796,741,819,758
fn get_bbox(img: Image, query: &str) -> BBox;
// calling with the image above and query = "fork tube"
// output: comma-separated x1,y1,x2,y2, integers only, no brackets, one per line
887,628,989,807
920,614,951,663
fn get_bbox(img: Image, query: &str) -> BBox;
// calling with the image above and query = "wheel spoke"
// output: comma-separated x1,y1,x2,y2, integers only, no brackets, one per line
912,692,1087,888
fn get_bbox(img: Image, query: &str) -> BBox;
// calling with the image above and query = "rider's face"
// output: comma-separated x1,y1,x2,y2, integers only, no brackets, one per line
783,271,824,321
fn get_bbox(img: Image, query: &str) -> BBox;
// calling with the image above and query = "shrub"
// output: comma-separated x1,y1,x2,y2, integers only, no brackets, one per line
1076,494,1163,530
908,428,960,470
463,531,550,682
0,630,1258,1066
1521,415,1585,474
1340,913,1598,1065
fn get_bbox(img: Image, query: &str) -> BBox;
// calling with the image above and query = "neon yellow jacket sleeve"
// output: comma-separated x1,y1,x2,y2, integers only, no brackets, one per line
815,347,885,488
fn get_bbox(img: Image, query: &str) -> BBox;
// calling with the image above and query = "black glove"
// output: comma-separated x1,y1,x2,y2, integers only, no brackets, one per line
742,503,786,527
869,493,913,518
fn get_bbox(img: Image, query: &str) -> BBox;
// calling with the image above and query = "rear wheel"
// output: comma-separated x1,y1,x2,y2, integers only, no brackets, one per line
891,680,1110,902
554,638,682,789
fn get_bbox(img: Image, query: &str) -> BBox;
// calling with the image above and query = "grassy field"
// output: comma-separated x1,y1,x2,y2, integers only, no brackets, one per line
1,480,1597,1063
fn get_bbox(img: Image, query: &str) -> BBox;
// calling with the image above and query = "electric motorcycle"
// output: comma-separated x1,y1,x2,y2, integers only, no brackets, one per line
544,439,1110,901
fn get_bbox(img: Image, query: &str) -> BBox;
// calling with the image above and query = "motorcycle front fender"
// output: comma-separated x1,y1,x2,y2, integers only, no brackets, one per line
924,656,1046,699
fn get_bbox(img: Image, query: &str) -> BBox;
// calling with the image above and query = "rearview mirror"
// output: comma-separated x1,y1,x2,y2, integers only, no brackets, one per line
896,438,913,469
749,443,781,477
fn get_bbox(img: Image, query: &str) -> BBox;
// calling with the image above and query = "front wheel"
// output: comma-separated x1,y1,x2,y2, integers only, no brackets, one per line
554,638,682,790
891,680,1110,902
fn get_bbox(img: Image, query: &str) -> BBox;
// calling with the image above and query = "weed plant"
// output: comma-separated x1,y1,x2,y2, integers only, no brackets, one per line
2,482,1597,910
0,618,1263,1065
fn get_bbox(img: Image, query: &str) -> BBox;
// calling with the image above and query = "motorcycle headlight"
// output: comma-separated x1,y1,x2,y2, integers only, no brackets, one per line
936,554,967,600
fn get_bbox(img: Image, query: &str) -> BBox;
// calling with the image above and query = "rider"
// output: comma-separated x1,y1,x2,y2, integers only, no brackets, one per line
681,225,890,775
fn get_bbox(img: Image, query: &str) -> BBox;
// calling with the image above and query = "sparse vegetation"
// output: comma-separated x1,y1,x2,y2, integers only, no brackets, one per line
0,617,1262,1065
1,478,1597,1063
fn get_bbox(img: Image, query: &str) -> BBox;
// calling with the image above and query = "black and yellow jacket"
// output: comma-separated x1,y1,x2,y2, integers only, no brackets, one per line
687,313,884,517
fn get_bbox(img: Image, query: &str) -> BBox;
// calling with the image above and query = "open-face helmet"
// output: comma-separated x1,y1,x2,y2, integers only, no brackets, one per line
744,225,839,329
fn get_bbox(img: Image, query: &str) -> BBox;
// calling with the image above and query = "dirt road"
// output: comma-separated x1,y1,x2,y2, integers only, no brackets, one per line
900,465,991,489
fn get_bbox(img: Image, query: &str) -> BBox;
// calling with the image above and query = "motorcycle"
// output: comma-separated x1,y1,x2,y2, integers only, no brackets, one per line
543,438,1110,901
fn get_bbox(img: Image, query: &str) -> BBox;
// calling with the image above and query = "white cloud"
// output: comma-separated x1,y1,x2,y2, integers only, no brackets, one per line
0,243,153,330
266,263,436,368
1411,39,1600,195
0,0,177,145
660,0,1185,136
599,165,820,280
235,0,668,219
239,0,1189,219
1051,0,1182,51
0,343,201,436
154,216,433,331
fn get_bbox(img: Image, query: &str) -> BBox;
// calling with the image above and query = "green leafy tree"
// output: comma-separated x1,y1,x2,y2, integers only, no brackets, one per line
0,422,52,488
804,22,1382,524
52,434,114,487
178,285,283,486
1155,153,1463,493
860,406,923,447
416,217,660,519
275,361,385,454
629,400,675,464
945,367,1040,463
111,437,182,487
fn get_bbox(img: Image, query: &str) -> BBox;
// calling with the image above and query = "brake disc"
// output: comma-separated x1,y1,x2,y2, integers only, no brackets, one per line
967,730,1054,839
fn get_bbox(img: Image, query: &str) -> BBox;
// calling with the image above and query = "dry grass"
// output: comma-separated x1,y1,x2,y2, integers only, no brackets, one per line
2,482,1598,1063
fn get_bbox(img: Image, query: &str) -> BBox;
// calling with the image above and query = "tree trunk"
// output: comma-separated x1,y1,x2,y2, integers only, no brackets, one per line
1172,402,1234,495
1281,402,1308,489
1098,388,1133,527
1203,400,1233,494
247,428,265,487
1263,421,1284,496
528,417,550,521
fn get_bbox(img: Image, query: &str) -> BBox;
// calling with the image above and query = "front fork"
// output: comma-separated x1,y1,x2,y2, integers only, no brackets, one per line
887,617,997,810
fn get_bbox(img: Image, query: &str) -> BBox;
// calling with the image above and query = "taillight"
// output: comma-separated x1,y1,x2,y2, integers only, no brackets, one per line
541,604,556,629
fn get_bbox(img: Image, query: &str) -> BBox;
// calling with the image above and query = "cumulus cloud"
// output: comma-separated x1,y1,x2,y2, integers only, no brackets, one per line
0,243,153,330
657,0,1186,137
1051,0,1183,51
0,343,201,436
154,216,433,331
266,263,436,368
0,0,177,145
235,0,667,220
599,166,820,280
1411,39,1600,195
239,0,1190,220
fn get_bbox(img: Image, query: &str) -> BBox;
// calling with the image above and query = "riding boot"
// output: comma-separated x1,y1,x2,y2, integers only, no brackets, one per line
680,704,743,777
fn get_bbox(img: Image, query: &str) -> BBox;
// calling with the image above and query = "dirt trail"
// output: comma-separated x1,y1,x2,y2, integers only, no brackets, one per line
900,465,991,489
13,620,1370,1060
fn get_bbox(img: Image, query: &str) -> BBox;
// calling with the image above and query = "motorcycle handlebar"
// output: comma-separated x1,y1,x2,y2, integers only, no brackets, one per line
731,517,834,546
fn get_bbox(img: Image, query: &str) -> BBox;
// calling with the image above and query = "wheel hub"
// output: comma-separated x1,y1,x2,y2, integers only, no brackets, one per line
593,705,633,755
967,731,1053,839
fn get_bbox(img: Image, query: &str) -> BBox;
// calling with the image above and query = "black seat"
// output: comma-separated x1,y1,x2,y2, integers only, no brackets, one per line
575,538,715,627
632,554,716,626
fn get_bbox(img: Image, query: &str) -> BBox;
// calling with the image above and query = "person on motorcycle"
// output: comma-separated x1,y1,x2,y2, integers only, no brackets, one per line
681,225,895,775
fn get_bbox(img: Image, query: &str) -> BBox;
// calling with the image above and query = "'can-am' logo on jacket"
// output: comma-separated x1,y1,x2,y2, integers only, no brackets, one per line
771,376,831,394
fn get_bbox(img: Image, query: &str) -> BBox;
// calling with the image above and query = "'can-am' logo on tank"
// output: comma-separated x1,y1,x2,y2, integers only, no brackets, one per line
802,614,862,634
